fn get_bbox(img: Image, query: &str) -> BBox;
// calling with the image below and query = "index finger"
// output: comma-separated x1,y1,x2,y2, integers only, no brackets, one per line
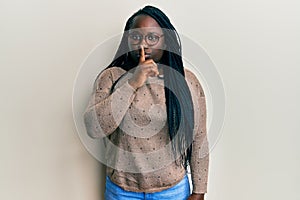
139,45,145,63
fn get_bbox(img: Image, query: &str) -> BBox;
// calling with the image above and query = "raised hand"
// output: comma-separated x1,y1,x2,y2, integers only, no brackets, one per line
128,45,159,90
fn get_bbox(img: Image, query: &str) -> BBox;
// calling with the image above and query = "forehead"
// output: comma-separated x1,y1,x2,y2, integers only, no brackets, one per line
130,15,163,33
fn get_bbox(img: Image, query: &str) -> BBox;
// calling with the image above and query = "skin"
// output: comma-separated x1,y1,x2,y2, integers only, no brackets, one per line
127,15,205,200
188,193,205,200
128,15,164,90
128,15,165,63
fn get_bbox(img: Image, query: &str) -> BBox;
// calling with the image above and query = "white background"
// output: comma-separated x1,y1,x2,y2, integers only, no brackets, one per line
1,0,299,200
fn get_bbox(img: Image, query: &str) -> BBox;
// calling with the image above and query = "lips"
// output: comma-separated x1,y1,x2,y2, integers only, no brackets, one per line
136,52,152,59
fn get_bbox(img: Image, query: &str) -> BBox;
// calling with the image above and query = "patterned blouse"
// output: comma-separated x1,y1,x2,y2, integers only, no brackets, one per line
83,66,209,194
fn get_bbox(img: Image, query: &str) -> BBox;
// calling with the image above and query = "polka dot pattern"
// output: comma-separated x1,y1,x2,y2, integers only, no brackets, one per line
83,67,209,194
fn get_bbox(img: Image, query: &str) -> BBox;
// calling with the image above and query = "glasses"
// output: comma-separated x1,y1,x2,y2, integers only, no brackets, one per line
128,33,164,46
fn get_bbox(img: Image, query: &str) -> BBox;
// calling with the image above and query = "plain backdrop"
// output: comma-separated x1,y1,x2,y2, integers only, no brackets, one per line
1,0,299,200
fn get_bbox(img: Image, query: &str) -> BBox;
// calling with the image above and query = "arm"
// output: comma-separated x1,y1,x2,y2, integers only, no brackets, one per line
83,67,137,139
84,46,159,139
188,193,205,200
185,69,209,198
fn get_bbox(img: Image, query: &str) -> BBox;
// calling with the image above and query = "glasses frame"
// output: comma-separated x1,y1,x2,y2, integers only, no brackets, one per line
128,32,165,47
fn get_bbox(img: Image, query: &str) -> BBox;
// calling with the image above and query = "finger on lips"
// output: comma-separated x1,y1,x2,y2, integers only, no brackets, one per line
139,45,146,62
139,45,159,76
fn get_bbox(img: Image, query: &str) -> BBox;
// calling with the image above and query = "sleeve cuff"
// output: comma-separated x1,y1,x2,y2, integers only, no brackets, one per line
192,183,208,194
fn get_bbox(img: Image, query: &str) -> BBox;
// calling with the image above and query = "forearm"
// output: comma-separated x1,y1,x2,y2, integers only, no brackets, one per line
84,79,136,139
190,151,209,193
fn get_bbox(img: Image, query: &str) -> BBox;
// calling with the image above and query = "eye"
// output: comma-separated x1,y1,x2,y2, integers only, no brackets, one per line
130,34,142,41
147,34,159,42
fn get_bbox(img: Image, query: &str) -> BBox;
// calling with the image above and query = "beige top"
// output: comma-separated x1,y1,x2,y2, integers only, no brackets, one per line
83,66,209,194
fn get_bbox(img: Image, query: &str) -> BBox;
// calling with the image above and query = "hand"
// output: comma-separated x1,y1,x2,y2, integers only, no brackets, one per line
128,45,159,90
188,193,205,200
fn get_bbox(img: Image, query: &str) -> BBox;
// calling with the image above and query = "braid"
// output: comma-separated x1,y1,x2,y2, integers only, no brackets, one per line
107,5,194,169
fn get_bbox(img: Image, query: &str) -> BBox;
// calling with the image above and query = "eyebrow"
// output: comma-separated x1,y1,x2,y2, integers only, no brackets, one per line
129,31,162,35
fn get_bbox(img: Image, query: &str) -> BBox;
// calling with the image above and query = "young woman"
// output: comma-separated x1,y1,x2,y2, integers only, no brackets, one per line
84,5,209,200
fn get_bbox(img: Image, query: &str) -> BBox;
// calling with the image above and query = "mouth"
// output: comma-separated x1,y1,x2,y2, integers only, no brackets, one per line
145,54,151,59
136,53,152,60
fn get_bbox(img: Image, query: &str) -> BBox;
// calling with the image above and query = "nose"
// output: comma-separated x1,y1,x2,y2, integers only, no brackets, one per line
140,37,149,48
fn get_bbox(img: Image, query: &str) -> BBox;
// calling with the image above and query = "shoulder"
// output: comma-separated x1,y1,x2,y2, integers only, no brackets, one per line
93,66,127,89
184,67,205,97
184,68,198,83
95,66,127,83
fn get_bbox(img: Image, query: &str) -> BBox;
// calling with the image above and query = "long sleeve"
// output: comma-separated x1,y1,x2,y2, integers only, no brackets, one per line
185,69,209,194
83,67,137,139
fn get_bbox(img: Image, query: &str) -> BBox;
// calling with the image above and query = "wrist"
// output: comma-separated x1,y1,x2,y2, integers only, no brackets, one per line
190,193,205,200
128,79,138,90
192,193,204,196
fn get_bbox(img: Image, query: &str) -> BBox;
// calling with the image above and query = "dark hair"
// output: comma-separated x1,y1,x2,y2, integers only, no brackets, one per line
106,5,194,169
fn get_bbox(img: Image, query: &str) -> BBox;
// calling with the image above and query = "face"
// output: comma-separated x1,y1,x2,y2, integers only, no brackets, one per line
128,15,166,63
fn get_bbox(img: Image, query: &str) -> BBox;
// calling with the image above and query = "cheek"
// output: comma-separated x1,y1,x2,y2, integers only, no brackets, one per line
128,42,138,51
153,40,166,61
153,48,163,55
152,49,164,62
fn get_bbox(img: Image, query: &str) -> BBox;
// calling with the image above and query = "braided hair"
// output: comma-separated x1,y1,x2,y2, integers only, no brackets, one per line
106,5,194,169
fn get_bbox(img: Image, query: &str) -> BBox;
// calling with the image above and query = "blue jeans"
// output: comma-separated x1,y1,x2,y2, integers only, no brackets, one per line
105,175,190,200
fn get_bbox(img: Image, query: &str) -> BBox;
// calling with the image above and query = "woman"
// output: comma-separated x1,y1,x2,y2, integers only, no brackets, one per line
84,5,209,200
